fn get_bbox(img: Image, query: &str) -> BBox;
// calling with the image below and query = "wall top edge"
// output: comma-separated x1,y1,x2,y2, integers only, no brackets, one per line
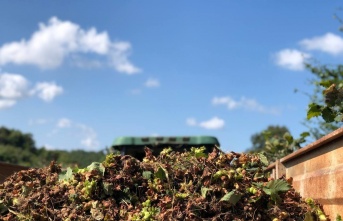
280,127,343,164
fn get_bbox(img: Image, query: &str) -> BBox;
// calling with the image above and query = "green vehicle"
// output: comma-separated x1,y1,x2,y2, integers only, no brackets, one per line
112,136,220,160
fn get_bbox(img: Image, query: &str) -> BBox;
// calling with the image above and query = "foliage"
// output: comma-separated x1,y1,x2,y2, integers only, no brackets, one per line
262,179,290,203
307,83,343,125
247,126,309,163
303,64,343,139
262,131,309,163
247,125,289,153
0,147,327,220
0,126,106,168
0,127,36,152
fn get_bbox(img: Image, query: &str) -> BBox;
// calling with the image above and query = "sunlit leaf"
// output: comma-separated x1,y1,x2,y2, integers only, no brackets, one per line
59,167,74,181
155,167,167,180
320,81,333,88
87,162,105,176
307,103,322,120
263,179,290,203
265,179,290,192
201,187,211,198
283,132,294,144
220,191,241,205
257,153,268,166
143,171,152,180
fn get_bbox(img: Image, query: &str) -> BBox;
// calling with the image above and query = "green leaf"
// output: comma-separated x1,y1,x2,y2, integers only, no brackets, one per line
257,153,269,166
220,191,241,205
191,146,207,158
263,179,290,203
320,81,333,88
265,179,290,192
336,215,342,221
262,130,272,140
201,187,211,198
283,132,294,144
155,167,167,180
321,107,336,123
334,114,343,122
59,167,74,181
87,162,105,176
307,103,322,120
252,182,264,188
143,171,152,180
300,132,310,138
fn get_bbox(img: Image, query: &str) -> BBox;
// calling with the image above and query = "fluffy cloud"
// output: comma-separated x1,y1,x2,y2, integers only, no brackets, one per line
212,96,280,115
186,116,225,130
0,73,28,99
145,78,160,88
0,73,28,109
31,82,63,102
0,72,63,109
199,117,225,130
0,17,140,74
300,33,343,55
78,124,99,149
54,118,100,149
274,49,310,71
0,99,16,110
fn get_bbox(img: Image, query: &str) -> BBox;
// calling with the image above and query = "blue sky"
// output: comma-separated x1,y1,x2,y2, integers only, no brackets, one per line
1,1,343,153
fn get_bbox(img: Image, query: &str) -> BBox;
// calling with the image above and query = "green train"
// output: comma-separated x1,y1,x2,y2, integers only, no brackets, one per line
112,136,220,159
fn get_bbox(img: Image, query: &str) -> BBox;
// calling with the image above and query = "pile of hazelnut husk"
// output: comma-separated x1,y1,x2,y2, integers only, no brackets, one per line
0,146,327,220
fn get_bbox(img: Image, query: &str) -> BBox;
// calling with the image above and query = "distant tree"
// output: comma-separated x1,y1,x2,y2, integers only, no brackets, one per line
0,127,36,152
247,125,289,153
304,64,343,139
0,126,106,168
246,125,309,163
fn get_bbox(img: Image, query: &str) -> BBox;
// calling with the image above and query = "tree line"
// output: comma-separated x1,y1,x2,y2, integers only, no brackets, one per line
0,126,106,168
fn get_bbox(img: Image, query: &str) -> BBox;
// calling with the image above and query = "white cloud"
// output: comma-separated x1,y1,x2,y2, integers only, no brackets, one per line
0,99,16,110
199,117,225,130
51,118,100,150
78,124,99,149
0,73,28,109
274,49,310,71
145,78,160,88
212,96,239,109
186,116,225,130
212,96,280,115
300,33,343,55
57,118,72,128
0,72,63,110
0,17,140,74
31,82,63,102
109,42,141,74
0,73,29,99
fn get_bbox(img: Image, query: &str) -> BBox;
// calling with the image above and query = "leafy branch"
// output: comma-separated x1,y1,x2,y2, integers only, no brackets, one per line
307,83,343,123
